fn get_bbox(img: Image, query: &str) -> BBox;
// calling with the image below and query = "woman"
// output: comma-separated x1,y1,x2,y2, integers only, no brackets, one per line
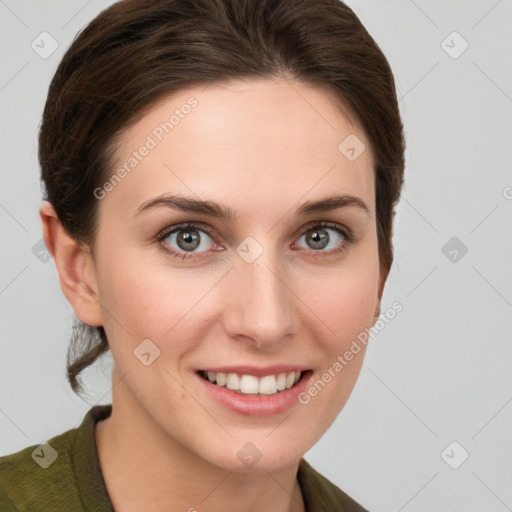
0,0,404,510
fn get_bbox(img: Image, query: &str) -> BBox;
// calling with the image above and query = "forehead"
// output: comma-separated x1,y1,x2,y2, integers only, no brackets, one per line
102,78,375,219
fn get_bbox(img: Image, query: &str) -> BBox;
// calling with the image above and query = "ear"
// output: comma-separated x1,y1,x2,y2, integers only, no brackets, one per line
39,201,103,327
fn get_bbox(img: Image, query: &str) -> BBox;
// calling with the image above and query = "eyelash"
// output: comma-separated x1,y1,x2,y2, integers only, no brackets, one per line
155,222,355,261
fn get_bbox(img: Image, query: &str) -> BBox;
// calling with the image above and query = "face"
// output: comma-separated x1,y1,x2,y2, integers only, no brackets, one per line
91,78,382,472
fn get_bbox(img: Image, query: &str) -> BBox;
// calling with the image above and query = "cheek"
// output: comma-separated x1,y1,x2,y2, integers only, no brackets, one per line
303,263,379,348
95,248,218,354
334,276,378,335
297,269,377,424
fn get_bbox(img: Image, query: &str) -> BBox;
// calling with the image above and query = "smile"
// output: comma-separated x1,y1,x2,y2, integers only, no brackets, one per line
196,365,313,416
200,370,303,396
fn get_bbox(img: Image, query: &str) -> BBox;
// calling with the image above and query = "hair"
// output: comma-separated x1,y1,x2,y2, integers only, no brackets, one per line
39,0,405,396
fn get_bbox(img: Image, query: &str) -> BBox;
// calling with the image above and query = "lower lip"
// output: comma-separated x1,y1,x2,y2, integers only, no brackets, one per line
196,371,313,416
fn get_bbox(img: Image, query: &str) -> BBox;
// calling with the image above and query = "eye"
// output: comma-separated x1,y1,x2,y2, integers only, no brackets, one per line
157,223,220,259
156,221,354,261
294,223,353,255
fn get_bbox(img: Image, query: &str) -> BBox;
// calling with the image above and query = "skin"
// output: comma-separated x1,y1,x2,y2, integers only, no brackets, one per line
40,77,385,512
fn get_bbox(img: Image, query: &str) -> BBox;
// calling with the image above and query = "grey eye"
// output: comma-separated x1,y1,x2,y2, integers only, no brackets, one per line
297,226,344,251
164,228,215,253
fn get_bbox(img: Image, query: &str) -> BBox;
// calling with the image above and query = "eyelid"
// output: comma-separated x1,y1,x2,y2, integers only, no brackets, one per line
155,220,355,260
293,220,355,243
155,221,216,241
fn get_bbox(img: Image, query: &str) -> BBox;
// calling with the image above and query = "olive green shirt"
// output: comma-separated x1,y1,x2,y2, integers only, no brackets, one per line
0,404,368,511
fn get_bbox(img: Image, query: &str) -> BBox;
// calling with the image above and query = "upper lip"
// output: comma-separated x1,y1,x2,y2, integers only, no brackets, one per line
198,365,310,378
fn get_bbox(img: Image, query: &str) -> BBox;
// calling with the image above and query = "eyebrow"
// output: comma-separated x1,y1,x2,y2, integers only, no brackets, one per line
134,193,370,219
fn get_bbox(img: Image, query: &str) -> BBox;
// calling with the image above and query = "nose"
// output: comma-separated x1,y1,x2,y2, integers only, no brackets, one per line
222,246,297,350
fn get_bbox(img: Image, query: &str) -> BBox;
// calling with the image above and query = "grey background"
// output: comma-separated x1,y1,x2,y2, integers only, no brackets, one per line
1,1,511,510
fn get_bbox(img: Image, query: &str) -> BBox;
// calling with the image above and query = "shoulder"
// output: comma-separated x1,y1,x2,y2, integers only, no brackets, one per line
0,483,17,511
297,458,369,512
0,424,78,510
0,404,113,511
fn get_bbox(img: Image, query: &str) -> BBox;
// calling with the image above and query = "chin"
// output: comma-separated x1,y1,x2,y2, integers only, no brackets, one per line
194,428,316,474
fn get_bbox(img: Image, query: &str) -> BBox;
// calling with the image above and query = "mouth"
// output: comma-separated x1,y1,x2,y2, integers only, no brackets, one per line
197,369,310,396
195,367,313,416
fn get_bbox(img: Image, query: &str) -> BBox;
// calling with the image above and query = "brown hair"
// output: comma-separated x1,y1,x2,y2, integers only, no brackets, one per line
39,0,405,395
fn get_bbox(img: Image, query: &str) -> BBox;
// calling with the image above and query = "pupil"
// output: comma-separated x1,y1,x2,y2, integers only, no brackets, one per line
308,229,328,249
178,230,200,250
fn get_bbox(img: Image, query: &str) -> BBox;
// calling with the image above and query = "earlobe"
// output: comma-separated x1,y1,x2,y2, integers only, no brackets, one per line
39,201,103,327
373,300,381,322
373,269,386,322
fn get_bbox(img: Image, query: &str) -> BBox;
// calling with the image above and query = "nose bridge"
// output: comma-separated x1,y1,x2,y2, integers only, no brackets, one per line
224,238,295,346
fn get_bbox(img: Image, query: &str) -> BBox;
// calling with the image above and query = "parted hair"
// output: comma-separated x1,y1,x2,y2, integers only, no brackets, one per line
39,0,405,395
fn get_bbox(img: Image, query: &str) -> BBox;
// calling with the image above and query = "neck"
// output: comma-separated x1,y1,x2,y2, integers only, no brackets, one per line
95,372,305,512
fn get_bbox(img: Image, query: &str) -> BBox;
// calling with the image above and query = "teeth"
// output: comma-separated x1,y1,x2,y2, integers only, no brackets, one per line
259,375,277,395
226,373,240,391
240,375,259,394
203,371,303,395
216,372,226,387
